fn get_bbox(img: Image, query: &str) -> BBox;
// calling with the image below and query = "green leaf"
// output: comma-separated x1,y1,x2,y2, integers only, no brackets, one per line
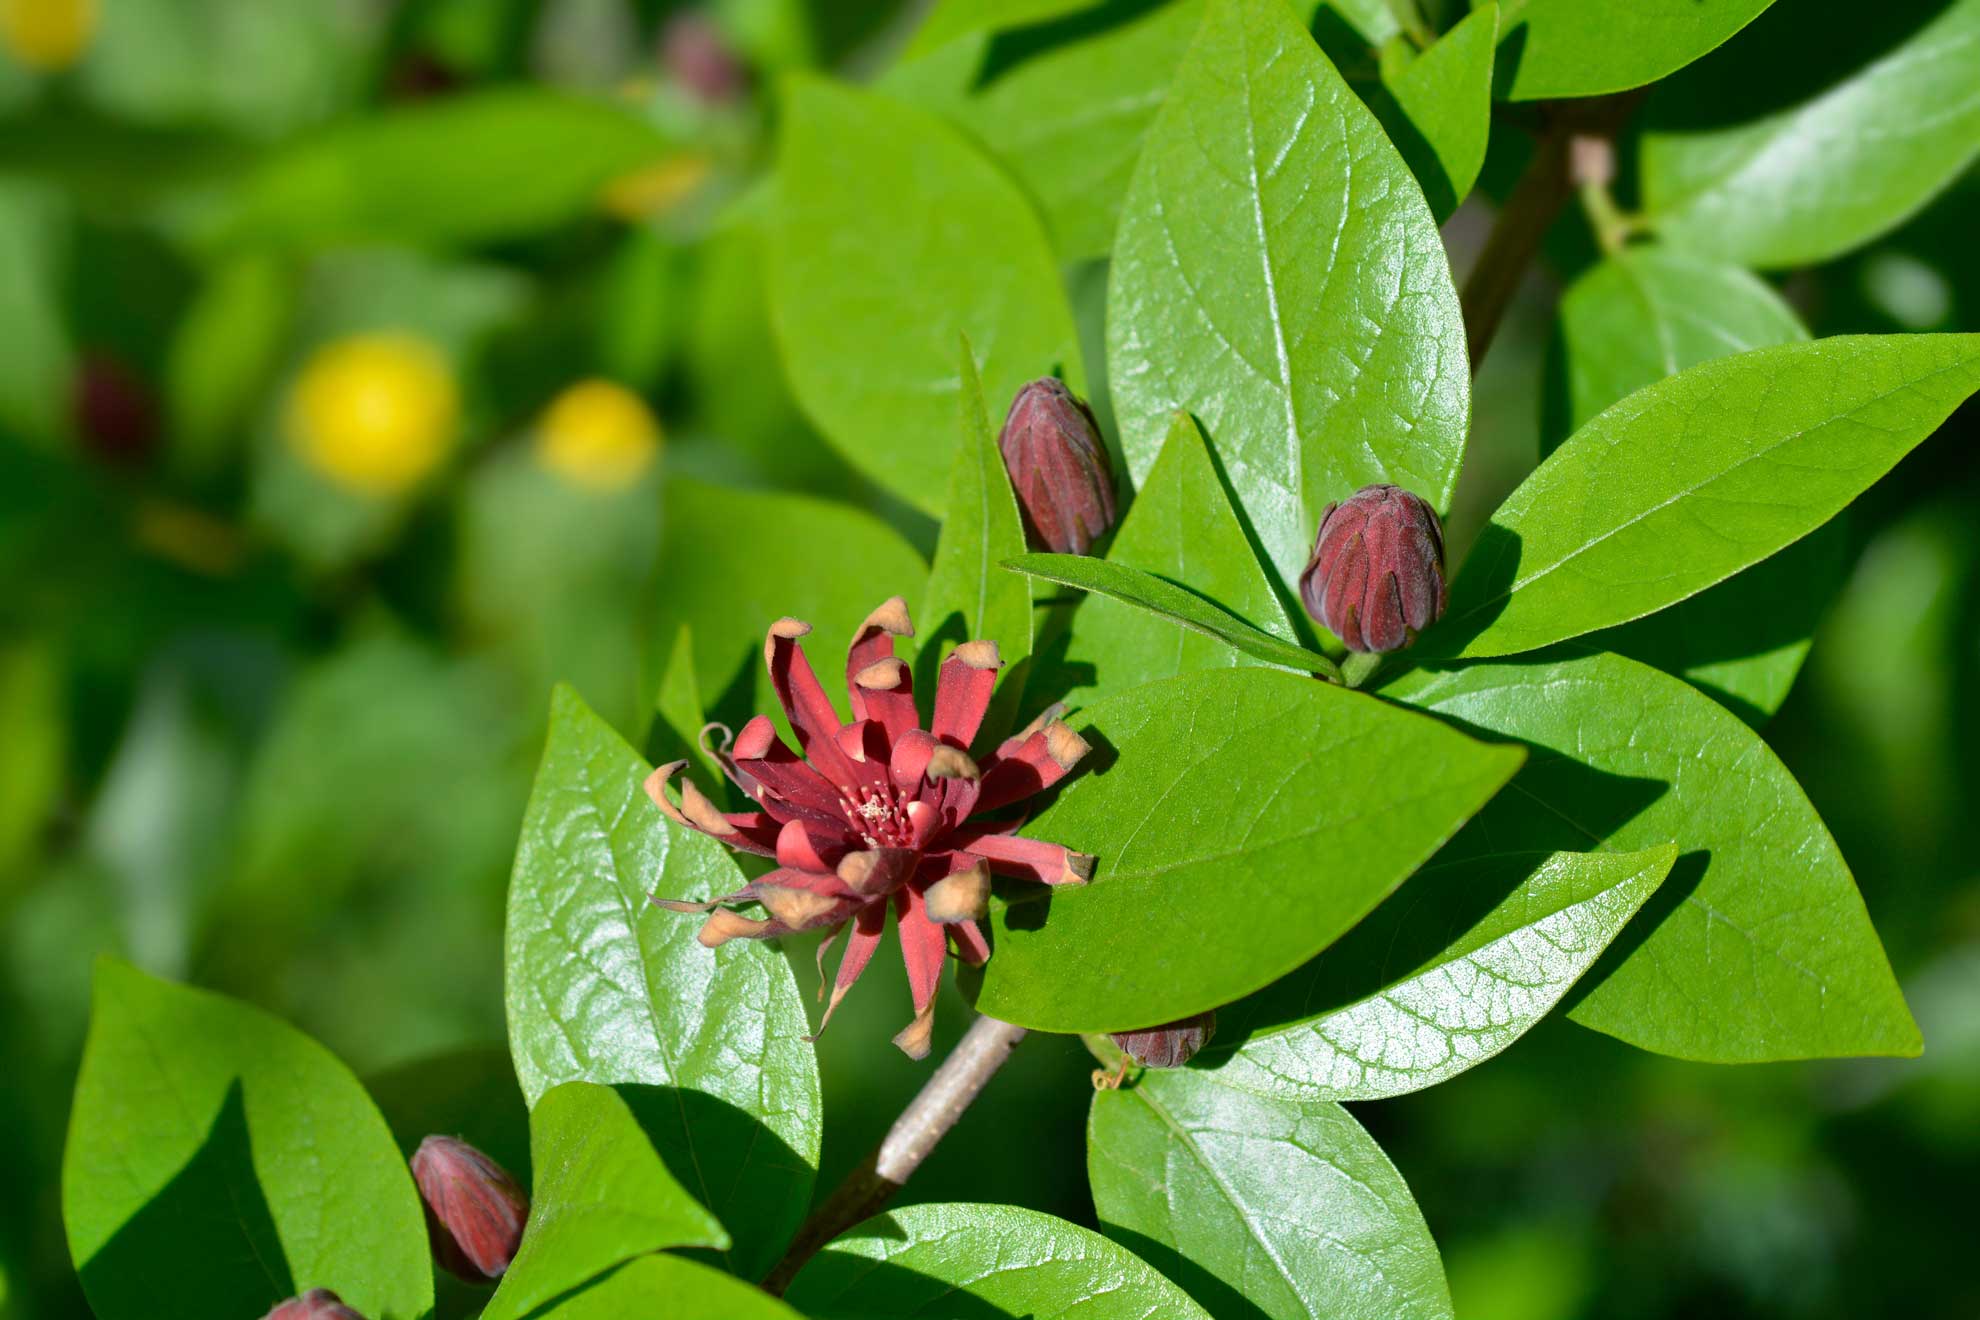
164,253,295,481
62,960,431,1320
482,1081,728,1320
1383,652,1921,1061
920,339,1033,723
905,0,1104,56
653,622,729,792
1380,3,1497,221
786,1203,1213,1319
1108,0,1469,593
0,178,73,448
643,478,929,729
1088,1068,1451,1320
1491,0,1775,101
1050,412,1299,707
531,1253,807,1318
1641,0,1980,267
887,0,1203,261
1548,244,1835,725
969,668,1524,1031
1204,845,1675,1100
216,88,673,250
1006,552,1334,677
367,1046,532,1183
1441,335,1980,660
505,687,821,1280
770,75,1081,515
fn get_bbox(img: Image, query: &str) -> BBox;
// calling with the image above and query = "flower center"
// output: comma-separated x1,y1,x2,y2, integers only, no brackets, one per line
843,783,913,848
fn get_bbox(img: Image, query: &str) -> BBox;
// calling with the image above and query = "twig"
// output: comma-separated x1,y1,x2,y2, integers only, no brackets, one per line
761,1013,1029,1294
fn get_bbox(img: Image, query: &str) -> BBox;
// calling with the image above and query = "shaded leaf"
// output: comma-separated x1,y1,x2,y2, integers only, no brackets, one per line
970,668,1524,1031
1383,652,1921,1061
1090,1067,1450,1320
1380,3,1497,221
786,1203,1212,1319
1493,0,1775,101
1205,846,1674,1100
1108,0,1469,594
770,75,1081,514
62,960,431,1320
534,1252,806,1318
1441,335,1980,660
505,688,821,1279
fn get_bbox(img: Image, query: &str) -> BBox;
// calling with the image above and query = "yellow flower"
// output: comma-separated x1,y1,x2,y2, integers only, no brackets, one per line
0,0,98,71
534,379,662,492
288,334,459,498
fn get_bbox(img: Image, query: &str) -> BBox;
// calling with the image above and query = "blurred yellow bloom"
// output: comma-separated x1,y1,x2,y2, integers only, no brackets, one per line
288,334,459,498
535,380,661,492
599,154,713,222
0,0,97,70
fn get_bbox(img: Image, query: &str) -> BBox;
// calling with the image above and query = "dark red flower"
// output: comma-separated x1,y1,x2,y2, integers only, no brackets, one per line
1298,484,1447,653
998,378,1118,556
261,1290,365,1320
649,599,1093,1058
410,1136,529,1283
1111,1011,1217,1068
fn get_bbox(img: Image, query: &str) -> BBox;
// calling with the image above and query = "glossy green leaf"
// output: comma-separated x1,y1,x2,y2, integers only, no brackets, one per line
1317,0,1401,45
1548,244,1836,725
216,88,673,250
1205,846,1675,1100
534,1253,806,1319
921,340,1033,710
770,76,1081,514
505,688,821,1279
1108,0,1469,592
906,0,1105,55
888,0,1203,261
1383,652,1921,1061
1642,0,1980,267
1441,335,1980,660
1007,552,1333,677
63,960,431,1320
786,1203,1212,1319
1491,0,1775,100
1089,1068,1450,1320
643,478,928,728
1381,3,1496,221
970,668,1524,1031
482,1081,727,1320
1051,412,1298,707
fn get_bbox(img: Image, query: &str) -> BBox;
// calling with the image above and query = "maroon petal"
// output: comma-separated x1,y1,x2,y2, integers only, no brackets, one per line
765,618,861,783
643,762,781,855
850,657,919,745
732,717,846,821
955,830,1095,886
811,902,886,1038
975,719,1089,813
846,597,914,714
931,640,1000,749
775,818,851,873
949,918,991,966
893,885,946,1059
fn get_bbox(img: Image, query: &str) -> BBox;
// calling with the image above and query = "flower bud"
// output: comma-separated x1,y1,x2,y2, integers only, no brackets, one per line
410,1135,529,1283
73,353,157,468
662,13,746,105
1111,1010,1217,1069
1299,484,1447,653
998,378,1118,556
261,1289,366,1320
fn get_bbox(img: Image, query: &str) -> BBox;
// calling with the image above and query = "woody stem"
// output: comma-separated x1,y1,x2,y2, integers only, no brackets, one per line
760,1013,1029,1295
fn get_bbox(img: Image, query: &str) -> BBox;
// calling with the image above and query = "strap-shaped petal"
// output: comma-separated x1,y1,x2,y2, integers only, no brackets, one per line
892,885,947,1059
846,596,913,718
851,657,919,745
733,716,846,820
765,617,860,783
642,761,780,855
955,828,1095,886
975,719,1090,813
810,902,887,1040
931,639,1000,748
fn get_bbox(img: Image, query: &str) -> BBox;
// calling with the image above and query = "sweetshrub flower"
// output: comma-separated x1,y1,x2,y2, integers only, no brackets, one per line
410,1135,529,1282
1111,1010,1218,1069
998,378,1118,555
649,599,1094,1058
1299,484,1447,653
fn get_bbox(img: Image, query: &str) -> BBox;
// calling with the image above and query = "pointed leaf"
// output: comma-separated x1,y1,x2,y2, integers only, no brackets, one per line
534,1252,806,1318
770,76,1081,514
1052,412,1298,707
1205,845,1675,1100
1381,3,1497,221
482,1081,728,1320
1494,0,1776,101
1642,0,1980,267
1008,552,1335,676
1089,1068,1451,1320
786,1203,1212,1319
505,687,821,1279
1441,335,1980,660
1384,652,1921,1061
1108,0,1469,592
970,668,1525,1031
62,960,431,1320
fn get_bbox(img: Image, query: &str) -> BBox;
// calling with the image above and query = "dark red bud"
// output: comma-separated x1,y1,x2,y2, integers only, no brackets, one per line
662,13,746,105
998,378,1117,556
1111,1010,1217,1069
410,1135,529,1283
387,51,461,102
261,1289,366,1320
1298,484,1447,653
73,353,157,468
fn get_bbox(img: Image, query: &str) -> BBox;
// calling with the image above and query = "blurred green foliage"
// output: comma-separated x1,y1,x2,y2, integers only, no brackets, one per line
2,2,1978,1318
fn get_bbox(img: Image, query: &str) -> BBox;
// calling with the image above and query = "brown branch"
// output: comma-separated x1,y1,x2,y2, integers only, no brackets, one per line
761,1013,1029,1295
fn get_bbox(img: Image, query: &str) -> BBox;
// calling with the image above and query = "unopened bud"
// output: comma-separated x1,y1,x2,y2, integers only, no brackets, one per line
1299,484,1447,653
662,13,746,105
261,1289,366,1320
411,1135,529,1283
73,353,157,468
998,378,1118,556
1111,1010,1217,1069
